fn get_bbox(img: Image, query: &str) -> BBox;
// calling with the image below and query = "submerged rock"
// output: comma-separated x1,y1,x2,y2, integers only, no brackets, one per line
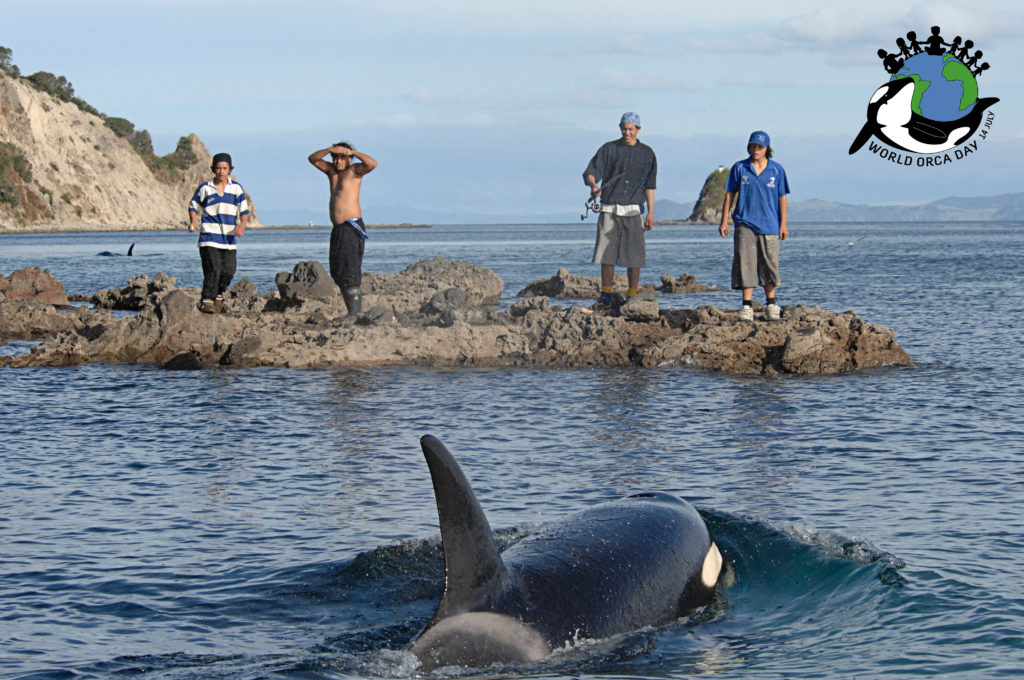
0,258,913,374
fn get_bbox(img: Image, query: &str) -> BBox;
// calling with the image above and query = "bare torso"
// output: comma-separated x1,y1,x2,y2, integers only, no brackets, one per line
327,168,364,224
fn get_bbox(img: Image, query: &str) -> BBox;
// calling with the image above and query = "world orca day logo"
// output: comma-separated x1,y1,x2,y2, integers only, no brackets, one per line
849,26,998,166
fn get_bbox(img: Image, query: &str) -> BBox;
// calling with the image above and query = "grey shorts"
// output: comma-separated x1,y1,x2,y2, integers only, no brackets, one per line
732,223,781,289
592,212,646,268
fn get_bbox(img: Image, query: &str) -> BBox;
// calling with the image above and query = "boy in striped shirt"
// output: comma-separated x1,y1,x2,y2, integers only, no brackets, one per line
188,152,250,313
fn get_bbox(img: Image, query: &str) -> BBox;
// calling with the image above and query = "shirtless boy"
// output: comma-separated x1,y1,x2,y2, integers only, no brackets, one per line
307,142,378,316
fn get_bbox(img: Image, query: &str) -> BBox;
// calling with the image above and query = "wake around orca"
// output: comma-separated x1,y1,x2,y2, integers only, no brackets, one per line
410,435,723,671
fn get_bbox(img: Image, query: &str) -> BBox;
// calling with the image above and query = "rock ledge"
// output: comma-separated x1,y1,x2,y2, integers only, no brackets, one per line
1,258,913,374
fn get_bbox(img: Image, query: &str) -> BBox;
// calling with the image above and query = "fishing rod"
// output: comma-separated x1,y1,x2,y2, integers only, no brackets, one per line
579,173,625,221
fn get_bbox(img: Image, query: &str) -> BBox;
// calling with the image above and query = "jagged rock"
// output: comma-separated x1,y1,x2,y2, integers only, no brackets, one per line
658,273,723,293
0,299,111,340
620,291,659,322
633,304,912,374
509,296,551,318
422,287,467,315
517,268,655,299
0,267,69,306
1,261,914,375
92,272,178,310
364,256,503,313
276,260,338,303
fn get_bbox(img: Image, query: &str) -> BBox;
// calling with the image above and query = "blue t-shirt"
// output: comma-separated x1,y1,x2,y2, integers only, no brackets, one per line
724,158,790,235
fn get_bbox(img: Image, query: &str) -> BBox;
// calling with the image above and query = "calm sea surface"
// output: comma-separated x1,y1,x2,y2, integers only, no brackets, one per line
1,222,1022,679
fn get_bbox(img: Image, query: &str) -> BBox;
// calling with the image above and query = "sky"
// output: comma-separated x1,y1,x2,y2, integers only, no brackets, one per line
2,0,1021,224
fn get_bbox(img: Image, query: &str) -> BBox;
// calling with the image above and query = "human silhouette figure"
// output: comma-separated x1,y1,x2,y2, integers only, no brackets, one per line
965,50,983,69
948,36,963,57
906,31,923,54
878,49,904,74
924,26,945,55
896,37,912,59
972,62,990,77
956,40,974,61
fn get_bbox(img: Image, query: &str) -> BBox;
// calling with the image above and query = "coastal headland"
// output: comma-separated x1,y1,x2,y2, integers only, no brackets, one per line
1,258,913,374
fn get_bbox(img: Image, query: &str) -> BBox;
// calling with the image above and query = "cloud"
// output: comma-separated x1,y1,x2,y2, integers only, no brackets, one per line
591,69,703,93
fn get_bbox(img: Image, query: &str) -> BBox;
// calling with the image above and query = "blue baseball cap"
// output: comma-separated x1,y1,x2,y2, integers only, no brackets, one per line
620,112,641,127
748,131,770,147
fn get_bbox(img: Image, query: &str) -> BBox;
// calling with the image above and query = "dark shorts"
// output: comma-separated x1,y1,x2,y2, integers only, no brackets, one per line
592,212,646,269
329,218,366,290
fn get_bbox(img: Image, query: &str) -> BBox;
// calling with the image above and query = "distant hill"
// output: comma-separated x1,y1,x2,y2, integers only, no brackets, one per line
655,162,1024,225
248,189,1024,228
652,198,694,221
786,193,1024,222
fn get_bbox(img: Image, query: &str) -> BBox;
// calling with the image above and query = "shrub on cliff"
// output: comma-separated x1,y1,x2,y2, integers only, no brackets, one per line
0,141,32,207
0,46,19,77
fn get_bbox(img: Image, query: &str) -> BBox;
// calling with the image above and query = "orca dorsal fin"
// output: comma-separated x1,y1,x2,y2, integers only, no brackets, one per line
420,435,507,619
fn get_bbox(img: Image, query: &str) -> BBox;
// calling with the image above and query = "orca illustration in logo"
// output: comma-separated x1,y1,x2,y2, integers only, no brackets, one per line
850,78,998,154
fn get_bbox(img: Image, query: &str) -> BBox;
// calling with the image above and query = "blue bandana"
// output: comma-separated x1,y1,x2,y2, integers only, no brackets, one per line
620,112,641,127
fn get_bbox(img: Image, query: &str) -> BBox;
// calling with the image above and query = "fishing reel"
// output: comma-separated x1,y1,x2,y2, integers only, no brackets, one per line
580,196,602,221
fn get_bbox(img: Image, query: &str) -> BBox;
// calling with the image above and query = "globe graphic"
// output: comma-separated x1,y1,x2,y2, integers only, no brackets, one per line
892,52,978,122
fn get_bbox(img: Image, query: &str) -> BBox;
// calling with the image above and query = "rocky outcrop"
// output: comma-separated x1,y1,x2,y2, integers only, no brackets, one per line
0,259,914,375
637,304,911,373
0,72,249,231
686,166,730,224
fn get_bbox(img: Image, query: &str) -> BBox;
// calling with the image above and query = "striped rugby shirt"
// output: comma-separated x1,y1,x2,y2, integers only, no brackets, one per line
188,179,250,249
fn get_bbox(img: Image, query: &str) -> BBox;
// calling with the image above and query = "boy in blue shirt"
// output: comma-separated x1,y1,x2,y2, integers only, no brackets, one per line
718,131,790,321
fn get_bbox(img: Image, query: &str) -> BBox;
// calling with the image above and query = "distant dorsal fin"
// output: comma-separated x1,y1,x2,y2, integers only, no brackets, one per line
420,435,506,619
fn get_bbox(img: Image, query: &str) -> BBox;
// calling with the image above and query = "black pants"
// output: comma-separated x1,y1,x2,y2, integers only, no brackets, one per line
329,219,366,290
199,246,236,300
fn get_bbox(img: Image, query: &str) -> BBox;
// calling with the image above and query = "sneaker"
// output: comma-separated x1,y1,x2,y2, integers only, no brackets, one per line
766,303,781,320
598,291,613,306
199,299,216,314
738,305,754,321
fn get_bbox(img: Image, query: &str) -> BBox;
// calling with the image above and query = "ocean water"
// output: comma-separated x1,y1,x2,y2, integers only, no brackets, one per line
1,221,1022,679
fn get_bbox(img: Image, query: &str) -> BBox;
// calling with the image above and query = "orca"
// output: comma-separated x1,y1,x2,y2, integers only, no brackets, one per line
96,243,135,257
849,77,998,154
409,435,723,670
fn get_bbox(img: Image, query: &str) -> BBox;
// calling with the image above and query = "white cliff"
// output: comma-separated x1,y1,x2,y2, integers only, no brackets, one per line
0,72,251,231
